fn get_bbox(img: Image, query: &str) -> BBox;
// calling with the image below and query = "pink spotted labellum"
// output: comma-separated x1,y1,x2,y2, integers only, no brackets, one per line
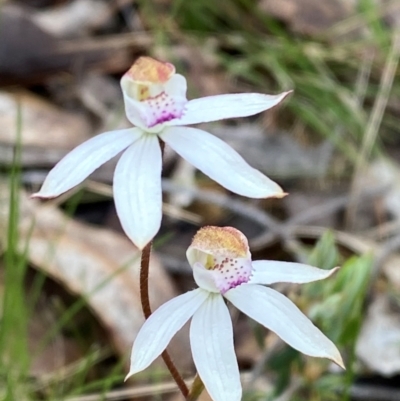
127,226,344,401
32,57,290,249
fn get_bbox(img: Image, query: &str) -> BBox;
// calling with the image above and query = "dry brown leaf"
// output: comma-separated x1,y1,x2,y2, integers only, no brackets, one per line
0,181,191,367
356,295,400,376
0,89,94,169
0,90,92,150
32,0,112,38
368,158,400,221
0,5,135,86
28,296,85,378
383,253,400,290
209,124,330,179
259,0,355,36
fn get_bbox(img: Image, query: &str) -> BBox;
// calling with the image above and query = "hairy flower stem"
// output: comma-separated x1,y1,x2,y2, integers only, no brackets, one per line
138,138,189,398
139,238,189,398
139,243,152,317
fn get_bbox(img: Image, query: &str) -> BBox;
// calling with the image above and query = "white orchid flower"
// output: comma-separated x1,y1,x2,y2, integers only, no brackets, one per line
126,226,344,401
32,57,290,249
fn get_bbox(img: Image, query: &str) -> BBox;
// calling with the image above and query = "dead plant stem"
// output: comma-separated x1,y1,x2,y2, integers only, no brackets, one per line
346,30,400,228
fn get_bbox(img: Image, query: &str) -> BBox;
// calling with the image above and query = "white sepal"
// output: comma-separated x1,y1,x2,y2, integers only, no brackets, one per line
250,261,339,285
190,294,242,401
114,135,162,249
127,289,209,379
168,92,291,126
161,127,285,199
225,284,344,368
32,128,141,198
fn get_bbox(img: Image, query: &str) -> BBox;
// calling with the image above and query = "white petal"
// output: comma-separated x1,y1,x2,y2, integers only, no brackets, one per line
225,285,344,368
193,262,219,293
190,294,241,401
250,261,339,285
126,289,209,379
161,127,285,198
114,135,162,249
167,91,291,126
31,129,141,198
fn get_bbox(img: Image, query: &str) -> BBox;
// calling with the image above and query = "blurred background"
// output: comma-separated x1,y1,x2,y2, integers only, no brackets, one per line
1,0,400,400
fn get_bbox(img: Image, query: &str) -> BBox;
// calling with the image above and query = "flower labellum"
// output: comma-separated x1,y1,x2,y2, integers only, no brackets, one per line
32,57,291,249
127,226,344,401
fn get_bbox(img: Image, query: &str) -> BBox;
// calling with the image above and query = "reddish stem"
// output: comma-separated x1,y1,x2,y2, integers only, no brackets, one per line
139,242,189,398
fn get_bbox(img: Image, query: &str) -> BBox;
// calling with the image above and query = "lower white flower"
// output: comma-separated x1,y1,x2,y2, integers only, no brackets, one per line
127,226,344,401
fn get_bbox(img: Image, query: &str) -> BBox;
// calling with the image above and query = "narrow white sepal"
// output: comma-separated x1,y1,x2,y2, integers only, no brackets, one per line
32,128,141,198
250,261,339,285
168,91,291,126
126,289,209,380
190,294,242,401
225,284,344,368
161,127,285,199
114,135,162,249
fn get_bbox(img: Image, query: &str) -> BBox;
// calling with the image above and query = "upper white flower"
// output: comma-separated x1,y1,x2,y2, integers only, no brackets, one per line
32,57,290,249
126,226,344,401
